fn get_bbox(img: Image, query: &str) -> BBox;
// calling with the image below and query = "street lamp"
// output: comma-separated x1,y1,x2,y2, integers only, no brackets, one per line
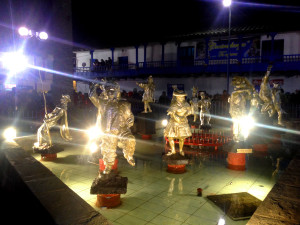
18,26,48,40
223,0,232,93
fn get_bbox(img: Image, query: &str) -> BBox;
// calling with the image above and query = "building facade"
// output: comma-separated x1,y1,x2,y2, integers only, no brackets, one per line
74,29,300,98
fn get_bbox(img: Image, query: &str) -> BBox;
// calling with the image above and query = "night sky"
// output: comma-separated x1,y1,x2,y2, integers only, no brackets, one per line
72,0,300,49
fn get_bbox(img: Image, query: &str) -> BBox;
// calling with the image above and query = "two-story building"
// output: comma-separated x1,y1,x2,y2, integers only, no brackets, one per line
74,25,300,100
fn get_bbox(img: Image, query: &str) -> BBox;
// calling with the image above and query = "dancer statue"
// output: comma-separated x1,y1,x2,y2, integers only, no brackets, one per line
259,66,276,119
259,66,284,126
136,75,155,113
198,92,211,128
164,89,193,156
190,86,199,122
271,83,284,126
89,80,136,174
33,95,72,150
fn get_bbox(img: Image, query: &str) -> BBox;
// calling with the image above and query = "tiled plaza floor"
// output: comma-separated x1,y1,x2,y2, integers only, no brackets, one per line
24,128,278,225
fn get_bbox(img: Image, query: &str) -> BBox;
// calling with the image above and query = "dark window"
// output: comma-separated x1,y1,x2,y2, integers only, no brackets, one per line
261,39,284,62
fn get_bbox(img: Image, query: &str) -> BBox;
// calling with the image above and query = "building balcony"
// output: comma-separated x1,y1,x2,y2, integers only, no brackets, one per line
74,54,300,80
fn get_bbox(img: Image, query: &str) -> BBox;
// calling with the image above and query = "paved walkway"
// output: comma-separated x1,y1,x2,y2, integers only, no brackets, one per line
14,127,281,225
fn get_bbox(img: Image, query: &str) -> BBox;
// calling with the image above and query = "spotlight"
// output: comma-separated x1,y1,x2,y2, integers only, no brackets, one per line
218,218,226,225
1,51,28,75
89,142,98,153
222,0,232,7
38,31,48,40
18,27,30,37
3,127,17,140
239,116,255,139
87,126,102,140
162,119,168,127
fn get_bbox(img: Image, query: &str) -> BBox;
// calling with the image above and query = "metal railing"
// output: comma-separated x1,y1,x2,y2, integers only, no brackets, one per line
75,54,300,73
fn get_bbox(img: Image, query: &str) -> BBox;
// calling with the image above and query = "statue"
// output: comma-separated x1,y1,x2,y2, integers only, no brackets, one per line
190,86,199,122
89,80,135,175
271,83,284,126
259,66,284,126
33,95,72,150
164,89,193,156
136,75,155,113
259,66,276,120
229,76,255,142
198,91,211,128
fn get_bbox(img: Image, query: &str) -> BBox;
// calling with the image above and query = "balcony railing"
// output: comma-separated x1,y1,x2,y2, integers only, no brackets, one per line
74,54,300,79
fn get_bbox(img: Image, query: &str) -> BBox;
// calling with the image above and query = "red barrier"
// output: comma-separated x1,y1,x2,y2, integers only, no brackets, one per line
165,129,232,153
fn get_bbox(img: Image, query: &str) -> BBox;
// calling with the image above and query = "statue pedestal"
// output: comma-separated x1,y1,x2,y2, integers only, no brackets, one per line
227,152,246,171
91,160,127,208
162,153,189,174
136,113,156,140
33,145,64,161
224,141,252,171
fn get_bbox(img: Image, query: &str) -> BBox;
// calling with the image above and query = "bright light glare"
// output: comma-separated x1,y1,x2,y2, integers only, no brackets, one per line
218,218,226,225
89,142,98,153
223,0,232,7
3,127,17,140
18,27,30,36
39,31,48,40
162,119,168,127
1,52,28,75
239,116,255,139
87,126,102,140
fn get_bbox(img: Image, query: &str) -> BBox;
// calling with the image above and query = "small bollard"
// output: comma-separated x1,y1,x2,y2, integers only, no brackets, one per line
197,188,202,197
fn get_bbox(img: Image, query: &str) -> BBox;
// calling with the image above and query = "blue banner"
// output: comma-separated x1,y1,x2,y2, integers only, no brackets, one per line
207,38,260,59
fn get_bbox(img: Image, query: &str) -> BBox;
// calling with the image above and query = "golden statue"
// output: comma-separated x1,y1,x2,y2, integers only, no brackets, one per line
89,80,136,174
259,66,284,126
164,89,193,156
259,66,276,119
271,83,284,126
190,86,198,122
229,76,255,142
33,95,72,150
198,92,211,127
136,75,155,113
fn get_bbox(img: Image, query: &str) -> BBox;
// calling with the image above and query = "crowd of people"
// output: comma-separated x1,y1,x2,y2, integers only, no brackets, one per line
91,57,112,72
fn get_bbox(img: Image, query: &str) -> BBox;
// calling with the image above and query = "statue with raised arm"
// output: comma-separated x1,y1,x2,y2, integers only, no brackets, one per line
164,89,193,156
198,92,211,128
259,66,276,118
229,76,255,142
136,75,155,113
33,95,72,150
89,80,135,175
